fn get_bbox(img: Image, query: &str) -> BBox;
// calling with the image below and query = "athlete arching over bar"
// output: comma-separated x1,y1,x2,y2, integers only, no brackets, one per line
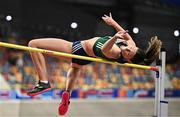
27,13,162,115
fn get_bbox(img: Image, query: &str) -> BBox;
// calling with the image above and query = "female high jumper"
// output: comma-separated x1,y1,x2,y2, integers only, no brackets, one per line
27,13,162,115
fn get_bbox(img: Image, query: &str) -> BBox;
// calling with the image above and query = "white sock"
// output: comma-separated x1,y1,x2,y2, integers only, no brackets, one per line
40,80,48,84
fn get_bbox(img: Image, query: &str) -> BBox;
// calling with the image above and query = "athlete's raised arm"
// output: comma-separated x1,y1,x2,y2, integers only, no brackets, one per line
101,31,126,58
102,13,136,47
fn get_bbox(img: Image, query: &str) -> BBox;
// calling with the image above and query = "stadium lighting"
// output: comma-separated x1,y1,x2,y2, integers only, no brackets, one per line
6,15,12,21
174,30,179,37
71,22,78,29
133,27,139,34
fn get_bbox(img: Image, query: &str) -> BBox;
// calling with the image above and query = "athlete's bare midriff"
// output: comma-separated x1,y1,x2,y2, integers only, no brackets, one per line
81,37,100,57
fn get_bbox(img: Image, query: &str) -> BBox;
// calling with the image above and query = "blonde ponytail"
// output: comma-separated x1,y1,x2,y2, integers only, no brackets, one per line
144,36,162,65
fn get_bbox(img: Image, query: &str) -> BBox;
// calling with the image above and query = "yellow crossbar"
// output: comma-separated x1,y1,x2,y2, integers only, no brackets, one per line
0,42,158,71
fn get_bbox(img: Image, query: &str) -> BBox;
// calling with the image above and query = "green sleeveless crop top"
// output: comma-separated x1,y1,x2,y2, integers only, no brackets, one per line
93,36,111,60
93,36,127,63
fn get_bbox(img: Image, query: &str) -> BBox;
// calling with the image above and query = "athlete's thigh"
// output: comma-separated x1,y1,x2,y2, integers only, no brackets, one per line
29,38,72,53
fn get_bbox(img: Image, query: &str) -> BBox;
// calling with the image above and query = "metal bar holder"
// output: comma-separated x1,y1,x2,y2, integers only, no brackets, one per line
154,49,168,117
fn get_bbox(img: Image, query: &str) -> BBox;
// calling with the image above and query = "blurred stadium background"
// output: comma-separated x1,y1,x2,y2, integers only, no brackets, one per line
0,0,180,117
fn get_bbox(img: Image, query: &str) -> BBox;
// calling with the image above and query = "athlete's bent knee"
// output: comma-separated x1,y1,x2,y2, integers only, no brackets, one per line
28,40,37,47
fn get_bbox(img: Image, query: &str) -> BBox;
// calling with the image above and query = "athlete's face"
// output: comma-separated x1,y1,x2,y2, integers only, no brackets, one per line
121,46,138,61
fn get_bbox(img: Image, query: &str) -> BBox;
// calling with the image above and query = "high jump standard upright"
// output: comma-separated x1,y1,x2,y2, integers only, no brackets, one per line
154,48,168,117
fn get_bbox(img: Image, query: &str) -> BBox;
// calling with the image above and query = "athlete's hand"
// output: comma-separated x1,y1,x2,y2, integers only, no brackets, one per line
114,30,128,39
102,13,115,26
